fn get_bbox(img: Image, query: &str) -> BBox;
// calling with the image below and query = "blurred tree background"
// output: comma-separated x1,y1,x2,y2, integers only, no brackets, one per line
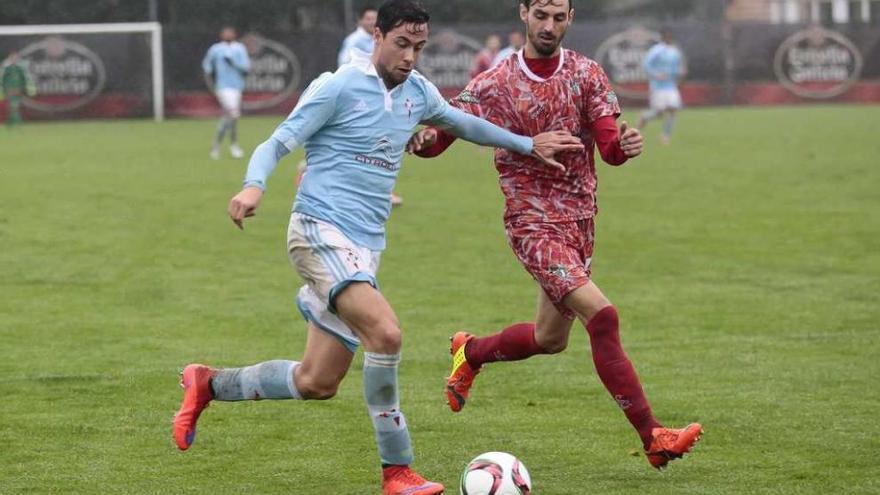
0,0,724,30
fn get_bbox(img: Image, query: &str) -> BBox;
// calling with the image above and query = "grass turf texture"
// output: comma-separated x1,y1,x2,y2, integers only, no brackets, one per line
1,105,878,494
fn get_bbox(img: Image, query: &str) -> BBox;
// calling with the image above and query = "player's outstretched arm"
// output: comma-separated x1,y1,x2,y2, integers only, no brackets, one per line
228,138,290,230
430,106,582,171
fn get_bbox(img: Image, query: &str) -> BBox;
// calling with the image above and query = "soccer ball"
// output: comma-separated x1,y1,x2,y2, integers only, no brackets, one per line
460,451,532,495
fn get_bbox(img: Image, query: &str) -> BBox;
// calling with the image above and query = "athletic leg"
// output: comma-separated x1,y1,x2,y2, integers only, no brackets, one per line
334,282,443,494
564,281,702,468
662,109,677,144
173,323,354,450
563,281,660,447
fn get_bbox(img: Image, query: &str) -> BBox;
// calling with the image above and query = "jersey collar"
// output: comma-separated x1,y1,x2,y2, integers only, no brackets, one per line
516,48,566,82
348,48,402,112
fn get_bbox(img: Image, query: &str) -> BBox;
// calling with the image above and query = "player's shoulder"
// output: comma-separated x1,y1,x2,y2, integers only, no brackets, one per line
563,49,603,70
407,69,441,95
306,68,357,97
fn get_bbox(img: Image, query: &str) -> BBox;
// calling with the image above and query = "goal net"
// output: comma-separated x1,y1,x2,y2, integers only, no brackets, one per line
0,22,164,121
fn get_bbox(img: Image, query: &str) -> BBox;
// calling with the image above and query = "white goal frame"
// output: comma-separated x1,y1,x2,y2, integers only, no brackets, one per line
0,22,164,121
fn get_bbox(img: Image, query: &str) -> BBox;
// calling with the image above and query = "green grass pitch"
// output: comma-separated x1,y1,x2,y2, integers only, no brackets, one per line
1,105,879,494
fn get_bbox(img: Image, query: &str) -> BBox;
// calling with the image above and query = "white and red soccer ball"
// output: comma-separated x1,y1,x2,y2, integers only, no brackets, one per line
460,452,532,495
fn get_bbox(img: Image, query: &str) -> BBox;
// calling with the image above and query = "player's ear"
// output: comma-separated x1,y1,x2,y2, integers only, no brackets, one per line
519,3,529,23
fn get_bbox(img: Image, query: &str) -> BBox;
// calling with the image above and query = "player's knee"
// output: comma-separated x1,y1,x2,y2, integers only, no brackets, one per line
354,311,401,353
585,304,619,338
369,323,402,353
297,374,340,400
536,333,568,354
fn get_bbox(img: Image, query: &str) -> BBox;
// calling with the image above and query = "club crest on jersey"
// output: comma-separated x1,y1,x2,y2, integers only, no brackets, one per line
404,98,414,119
549,264,570,280
606,91,618,104
455,89,479,104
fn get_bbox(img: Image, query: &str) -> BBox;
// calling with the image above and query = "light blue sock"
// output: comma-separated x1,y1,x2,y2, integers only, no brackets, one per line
211,360,302,401
663,114,676,138
214,117,230,146
363,352,413,466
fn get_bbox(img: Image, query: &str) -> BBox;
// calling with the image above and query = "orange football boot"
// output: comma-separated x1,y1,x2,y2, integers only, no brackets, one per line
382,466,444,495
645,423,703,469
446,332,479,412
172,364,216,451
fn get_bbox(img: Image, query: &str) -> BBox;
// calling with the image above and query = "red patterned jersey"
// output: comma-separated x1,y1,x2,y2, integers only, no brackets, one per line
449,49,621,223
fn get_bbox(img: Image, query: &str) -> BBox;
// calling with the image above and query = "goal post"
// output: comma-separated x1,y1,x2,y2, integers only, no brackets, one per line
0,22,164,121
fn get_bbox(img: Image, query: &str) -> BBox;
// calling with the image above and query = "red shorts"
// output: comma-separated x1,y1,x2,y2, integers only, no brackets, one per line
505,218,595,320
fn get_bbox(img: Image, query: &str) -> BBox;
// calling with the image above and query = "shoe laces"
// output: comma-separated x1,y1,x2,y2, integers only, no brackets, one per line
389,467,427,486
649,429,680,452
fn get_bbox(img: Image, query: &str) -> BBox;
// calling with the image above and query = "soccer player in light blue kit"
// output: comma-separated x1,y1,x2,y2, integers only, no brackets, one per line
203,26,251,159
638,30,686,145
172,1,582,493
338,6,379,67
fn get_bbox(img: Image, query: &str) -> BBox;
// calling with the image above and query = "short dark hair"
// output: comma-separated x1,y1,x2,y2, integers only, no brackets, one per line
519,0,573,10
376,0,430,35
359,5,377,18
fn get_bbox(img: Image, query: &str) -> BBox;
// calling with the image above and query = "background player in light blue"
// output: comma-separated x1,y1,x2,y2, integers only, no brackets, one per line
338,6,378,67
173,2,582,493
203,26,251,159
638,29,686,145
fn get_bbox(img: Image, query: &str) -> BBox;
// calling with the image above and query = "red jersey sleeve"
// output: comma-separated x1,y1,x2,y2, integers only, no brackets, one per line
585,63,621,123
590,115,627,166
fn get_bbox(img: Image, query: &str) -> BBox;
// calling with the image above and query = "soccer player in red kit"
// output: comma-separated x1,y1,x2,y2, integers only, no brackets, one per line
408,0,702,470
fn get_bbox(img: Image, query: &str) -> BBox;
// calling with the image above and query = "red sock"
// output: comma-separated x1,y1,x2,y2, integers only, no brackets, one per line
464,322,546,369
586,306,662,449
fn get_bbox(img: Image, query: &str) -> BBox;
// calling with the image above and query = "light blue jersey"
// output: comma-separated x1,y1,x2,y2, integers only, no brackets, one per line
244,50,533,251
202,41,251,91
338,28,375,67
644,42,684,91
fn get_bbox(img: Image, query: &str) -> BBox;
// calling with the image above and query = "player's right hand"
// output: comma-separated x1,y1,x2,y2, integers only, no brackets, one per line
531,131,584,172
406,128,438,154
228,186,263,230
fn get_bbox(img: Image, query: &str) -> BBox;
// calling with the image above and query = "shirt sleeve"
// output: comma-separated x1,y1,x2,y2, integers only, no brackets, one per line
270,72,341,151
643,46,661,78
590,115,627,166
243,138,292,191
426,104,532,156
337,36,353,67
202,46,214,75
234,45,251,73
585,63,621,123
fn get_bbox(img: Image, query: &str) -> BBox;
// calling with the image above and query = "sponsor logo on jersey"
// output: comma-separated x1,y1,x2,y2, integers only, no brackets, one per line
18,36,106,112
774,27,862,99
404,97,413,119
549,264,570,280
417,29,482,88
354,98,369,112
355,136,399,171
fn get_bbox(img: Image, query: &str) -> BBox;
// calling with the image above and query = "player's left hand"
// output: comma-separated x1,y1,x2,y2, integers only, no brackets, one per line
619,121,643,158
